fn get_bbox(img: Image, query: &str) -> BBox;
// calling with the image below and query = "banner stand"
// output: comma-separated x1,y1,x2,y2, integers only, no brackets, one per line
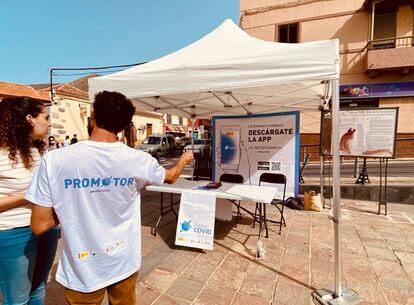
320,156,325,209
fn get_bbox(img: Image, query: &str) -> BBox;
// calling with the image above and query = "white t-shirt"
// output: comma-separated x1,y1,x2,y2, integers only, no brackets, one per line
25,140,165,292
0,148,40,230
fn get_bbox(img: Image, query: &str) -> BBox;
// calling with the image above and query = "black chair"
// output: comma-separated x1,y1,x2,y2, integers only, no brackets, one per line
219,173,244,224
253,173,287,236
188,156,212,181
219,173,243,184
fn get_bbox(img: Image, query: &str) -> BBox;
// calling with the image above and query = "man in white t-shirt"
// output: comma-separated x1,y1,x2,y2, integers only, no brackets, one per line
26,91,193,305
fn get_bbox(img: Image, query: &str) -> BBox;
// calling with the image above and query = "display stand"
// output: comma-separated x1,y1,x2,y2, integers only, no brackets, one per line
323,157,332,210
355,158,370,185
320,156,332,210
299,153,311,184
378,158,388,215
320,156,325,209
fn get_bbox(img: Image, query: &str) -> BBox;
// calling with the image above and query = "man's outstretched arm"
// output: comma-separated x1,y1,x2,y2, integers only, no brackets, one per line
164,151,194,184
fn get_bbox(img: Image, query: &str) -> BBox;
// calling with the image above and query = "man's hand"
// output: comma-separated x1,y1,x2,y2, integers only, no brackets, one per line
164,151,194,184
179,150,194,165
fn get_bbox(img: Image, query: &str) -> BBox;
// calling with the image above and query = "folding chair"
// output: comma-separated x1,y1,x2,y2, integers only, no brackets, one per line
253,173,287,236
219,173,244,224
187,156,212,181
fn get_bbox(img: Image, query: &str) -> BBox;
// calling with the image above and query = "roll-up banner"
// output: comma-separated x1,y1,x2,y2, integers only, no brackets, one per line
175,190,216,250
212,112,300,197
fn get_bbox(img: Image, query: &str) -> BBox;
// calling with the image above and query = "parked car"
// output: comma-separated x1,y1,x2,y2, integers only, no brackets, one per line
137,134,176,159
183,139,211,157
175,136,192,151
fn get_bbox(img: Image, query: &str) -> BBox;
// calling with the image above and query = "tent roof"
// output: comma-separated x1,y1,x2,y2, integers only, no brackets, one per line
89,19,339,118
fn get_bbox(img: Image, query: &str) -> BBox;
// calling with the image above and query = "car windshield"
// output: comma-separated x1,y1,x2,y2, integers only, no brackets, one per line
143,137,161,144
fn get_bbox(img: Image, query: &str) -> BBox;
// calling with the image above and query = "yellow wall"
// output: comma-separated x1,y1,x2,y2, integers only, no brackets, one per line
50,94,166,145
131,114,163,144
50,95,91,141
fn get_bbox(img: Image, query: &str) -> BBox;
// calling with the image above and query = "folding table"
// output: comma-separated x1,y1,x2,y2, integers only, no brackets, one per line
145,178,281,256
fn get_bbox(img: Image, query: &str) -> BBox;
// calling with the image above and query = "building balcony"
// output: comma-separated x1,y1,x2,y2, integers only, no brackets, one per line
366,36,414,75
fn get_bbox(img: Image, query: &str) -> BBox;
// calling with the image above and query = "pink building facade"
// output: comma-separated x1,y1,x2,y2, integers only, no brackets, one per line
240,0,414,138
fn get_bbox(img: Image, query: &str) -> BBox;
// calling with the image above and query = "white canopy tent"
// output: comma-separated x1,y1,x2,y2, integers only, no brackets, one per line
89,19,359,304
89,19,337,117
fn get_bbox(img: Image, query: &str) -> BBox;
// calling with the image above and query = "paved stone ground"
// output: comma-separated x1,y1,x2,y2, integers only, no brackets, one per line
18,191,411,305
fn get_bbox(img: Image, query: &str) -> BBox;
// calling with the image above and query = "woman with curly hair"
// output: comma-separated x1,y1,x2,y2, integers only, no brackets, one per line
0,96,59,305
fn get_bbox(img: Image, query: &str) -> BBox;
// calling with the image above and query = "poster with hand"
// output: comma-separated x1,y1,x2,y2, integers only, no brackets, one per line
212,112,299,197
320,108,398,158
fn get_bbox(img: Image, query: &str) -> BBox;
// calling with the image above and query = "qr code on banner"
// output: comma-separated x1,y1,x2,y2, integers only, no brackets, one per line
271,162,281,171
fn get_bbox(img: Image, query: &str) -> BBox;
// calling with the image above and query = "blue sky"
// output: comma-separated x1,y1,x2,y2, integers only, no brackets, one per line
0,1,239,85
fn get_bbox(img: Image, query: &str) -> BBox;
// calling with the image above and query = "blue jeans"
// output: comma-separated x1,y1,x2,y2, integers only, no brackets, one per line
0,226,59,305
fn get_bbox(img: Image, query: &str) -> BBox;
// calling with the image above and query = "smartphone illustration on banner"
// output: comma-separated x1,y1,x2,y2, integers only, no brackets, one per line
220,125,240,170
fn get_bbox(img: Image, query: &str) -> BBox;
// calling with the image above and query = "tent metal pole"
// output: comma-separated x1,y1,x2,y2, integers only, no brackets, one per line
191,107,195,180
313,79,362,305
331,78,341,298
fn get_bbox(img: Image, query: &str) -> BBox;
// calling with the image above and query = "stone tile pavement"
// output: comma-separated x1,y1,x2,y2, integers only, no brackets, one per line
3,191,414,305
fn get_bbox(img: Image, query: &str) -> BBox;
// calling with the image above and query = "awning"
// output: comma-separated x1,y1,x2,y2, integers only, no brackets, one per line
177,126,187,133
165,124,186,133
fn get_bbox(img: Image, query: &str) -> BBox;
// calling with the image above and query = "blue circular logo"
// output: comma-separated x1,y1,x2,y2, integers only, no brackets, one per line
101,177,112,187
180,220,191,232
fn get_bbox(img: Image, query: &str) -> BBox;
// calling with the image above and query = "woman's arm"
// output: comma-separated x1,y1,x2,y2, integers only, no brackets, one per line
0,193,28,212
31,205,59,235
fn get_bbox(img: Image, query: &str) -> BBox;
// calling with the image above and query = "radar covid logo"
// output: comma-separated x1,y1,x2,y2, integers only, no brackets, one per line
180,220,192,232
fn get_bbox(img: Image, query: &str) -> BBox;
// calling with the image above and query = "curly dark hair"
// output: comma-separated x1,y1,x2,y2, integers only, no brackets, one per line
93,91,135,134
0,96,47,169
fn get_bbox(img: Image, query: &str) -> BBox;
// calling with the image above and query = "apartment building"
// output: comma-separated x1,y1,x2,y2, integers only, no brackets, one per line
240,0,414,145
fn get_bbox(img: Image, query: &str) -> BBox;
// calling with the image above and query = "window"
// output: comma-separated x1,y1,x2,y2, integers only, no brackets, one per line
278,23,298,43
146,123,152,136
372,12,396,49
178,116,183,125
143,136,161,145
166,114,172,124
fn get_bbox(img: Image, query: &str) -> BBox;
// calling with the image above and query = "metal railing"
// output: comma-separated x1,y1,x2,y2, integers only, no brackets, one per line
367,36,414,50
